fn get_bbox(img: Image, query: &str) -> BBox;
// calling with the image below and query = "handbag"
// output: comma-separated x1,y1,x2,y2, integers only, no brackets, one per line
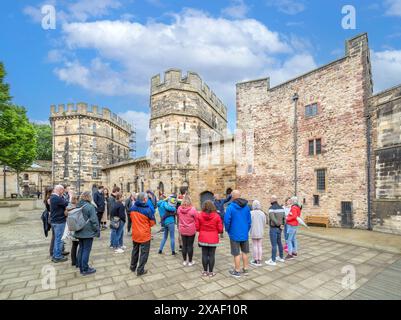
110,216,121,230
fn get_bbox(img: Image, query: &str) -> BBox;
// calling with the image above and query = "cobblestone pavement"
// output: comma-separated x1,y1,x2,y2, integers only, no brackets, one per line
0,210,400,300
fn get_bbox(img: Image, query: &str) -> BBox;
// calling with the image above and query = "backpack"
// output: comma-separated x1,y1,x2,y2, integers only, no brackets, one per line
67,204,89,232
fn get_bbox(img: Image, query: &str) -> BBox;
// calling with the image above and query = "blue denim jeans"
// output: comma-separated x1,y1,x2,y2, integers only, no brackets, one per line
159,223,175,253
52,222,66,259
111,221,125,248
269,227,283,262
284,224,289,242
78,238,93,273
287,225,298,255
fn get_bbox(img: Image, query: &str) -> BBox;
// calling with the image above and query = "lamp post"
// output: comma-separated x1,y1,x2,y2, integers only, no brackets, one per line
292,93,299,196
3,165,7,199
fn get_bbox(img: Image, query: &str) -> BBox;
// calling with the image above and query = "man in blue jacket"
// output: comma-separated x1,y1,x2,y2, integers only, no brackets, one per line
158,196,177,255
213,192,232,238
224,190,251,278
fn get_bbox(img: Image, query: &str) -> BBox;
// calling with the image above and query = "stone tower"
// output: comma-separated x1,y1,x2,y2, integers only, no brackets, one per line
49,103,133,193
149,69,228,195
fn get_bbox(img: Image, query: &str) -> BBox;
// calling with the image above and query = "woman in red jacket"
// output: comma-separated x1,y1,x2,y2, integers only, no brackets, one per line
196,200,223,277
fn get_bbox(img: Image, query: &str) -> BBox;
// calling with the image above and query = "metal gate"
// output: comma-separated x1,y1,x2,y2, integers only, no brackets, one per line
341,201,354,228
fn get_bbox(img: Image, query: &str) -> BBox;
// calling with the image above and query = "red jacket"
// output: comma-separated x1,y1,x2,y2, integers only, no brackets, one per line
286,205,301,226
196,211,223,245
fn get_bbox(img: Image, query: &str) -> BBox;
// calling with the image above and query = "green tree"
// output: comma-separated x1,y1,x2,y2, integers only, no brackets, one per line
0,63,37,196
33,123,52,160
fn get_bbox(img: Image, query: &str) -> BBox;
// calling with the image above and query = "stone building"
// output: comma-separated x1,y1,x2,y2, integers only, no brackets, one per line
236,33,373,229
0,161,52,198
147,69,231,200
369,85,401,234
49,103,133,193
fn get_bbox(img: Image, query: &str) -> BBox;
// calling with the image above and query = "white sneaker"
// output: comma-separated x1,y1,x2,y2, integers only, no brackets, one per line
182,261,188,266
120,246,127,250
276,257,285,263
265,259,277,266
188,261,195,267
115,248,124,254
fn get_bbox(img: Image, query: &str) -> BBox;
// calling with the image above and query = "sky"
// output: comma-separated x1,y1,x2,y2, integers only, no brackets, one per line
1,0,401,157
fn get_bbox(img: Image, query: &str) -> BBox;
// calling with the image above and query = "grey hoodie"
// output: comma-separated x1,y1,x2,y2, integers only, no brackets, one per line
250,200,267,239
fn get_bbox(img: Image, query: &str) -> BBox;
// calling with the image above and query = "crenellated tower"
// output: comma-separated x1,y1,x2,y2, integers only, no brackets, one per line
49,103,133,193
149,68,228,195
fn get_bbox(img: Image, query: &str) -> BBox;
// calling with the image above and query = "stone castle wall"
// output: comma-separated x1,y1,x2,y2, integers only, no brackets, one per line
369,85,401,234
236,34,373,228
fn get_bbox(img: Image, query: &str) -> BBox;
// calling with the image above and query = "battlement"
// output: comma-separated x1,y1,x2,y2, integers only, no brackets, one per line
49,103,132,132
151,69,227,119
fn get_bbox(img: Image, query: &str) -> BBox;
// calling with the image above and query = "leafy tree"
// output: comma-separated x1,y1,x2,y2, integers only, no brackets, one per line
0,62,37,196
33,123,52,160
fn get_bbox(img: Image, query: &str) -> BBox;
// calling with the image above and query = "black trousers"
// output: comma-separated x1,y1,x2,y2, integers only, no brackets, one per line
71,240,79,266
201,246,216,272
127,213,132,232
97,212,104,225
181,235,195,262
130,241,151,274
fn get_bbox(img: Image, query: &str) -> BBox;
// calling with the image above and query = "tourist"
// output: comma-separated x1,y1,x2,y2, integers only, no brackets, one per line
130,192,156,276
50,185,69,263
104,187,112,220
250,200,266,267
156,194,166,234
158,196,177,255
177,194,198,266
66,195,80,267
44,187,54,257
265,195,286,266
146,190,157,215
213,191,232,238
285,196,302,260
196,200,223,277
93,186,106,230
74,191,99,276
283,197,292,253
224,190,252,278
110,192,126,253
62,184,71,204
125,192,136,234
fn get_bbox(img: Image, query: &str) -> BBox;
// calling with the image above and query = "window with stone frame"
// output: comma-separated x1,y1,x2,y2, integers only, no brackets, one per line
309,138,322,156
92,138,97,149
92,123,97,134
305,103,318,118
308,140,314,156
92,154,97,164
92,169,98,179
315,138,322,155
313,195,320,206
316,169,326,192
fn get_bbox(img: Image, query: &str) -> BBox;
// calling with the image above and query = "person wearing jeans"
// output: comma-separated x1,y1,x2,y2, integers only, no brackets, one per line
110,193,126,253
177,195,198,266
158,197,177,255
130,192,156,276
285,196,302,260
74,192,100,276
266,195,286,266
49,185,69,263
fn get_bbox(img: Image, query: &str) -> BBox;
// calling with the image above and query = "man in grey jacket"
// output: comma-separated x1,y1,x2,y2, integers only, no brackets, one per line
266,195,286,266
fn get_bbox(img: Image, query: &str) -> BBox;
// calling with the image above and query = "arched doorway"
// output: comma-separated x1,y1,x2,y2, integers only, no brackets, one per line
200,191,214,207
158,181,164,197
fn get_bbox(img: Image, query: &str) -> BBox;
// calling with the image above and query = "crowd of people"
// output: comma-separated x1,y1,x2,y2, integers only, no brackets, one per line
42,184,303,278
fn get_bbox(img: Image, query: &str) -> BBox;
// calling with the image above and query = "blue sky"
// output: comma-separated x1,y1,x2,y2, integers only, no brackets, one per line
1,0,401,156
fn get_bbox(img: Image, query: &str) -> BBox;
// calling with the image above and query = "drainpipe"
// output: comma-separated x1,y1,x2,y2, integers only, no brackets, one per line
366,113,373,231
292,93,299,196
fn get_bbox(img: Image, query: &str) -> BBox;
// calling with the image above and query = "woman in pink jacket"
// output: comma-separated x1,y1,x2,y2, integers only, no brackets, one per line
177,195,198,266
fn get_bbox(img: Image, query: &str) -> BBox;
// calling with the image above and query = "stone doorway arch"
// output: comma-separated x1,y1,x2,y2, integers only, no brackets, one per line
200,191,214,207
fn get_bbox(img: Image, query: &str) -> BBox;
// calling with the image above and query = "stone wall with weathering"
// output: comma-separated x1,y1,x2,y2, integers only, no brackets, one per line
369,85,401,234
149,69,229,197
50,103,132,193
236,33,373,228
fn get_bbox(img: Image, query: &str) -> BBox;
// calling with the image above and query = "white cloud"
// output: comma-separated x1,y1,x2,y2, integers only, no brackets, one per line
267,0,306,15
222,0,250,19
54,9,317,108
371,50,401,92
117,110,150,157
385,0,401,16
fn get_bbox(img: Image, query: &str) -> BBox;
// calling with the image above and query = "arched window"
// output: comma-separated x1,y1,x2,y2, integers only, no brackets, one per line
92,138,97,149
92,123,97,134
92,154,97,164
23,174,29,181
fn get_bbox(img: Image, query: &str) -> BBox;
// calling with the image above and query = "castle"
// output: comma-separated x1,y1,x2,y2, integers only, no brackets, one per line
1,33,399,234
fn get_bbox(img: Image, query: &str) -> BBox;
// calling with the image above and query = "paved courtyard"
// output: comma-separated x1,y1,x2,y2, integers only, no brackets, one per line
1,209,401,300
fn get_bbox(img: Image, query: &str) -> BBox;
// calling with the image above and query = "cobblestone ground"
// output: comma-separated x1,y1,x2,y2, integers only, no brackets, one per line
0,210,400,300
